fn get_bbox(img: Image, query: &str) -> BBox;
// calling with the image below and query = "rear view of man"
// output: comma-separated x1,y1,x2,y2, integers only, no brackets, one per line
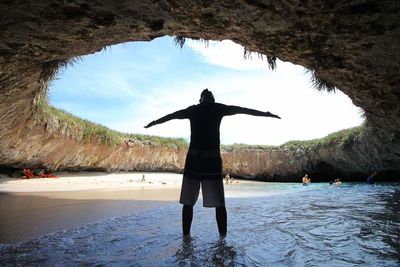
145,89,280,237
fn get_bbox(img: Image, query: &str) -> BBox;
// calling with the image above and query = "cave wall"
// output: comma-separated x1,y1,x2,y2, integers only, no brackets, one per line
0,122,390,182
0,1,399,179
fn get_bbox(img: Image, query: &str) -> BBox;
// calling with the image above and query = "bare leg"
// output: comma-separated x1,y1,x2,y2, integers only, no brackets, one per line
182,205,193,236
216,206,227,236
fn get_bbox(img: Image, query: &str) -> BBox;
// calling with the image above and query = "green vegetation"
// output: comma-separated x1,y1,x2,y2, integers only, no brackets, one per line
36,87,362,150
35,89,188,148
37,100,188,148
222,126,363,151
38,102,122,145
36,93,362,150
281,126,362,149
125,133,187,149
221,143,275,151
33,57,188,148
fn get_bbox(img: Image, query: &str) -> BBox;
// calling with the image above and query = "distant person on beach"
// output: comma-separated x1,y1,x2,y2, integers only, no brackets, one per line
367,171,377,184
335,178,342,185
224,174,230,184
302,174,311,185
145,88,280,237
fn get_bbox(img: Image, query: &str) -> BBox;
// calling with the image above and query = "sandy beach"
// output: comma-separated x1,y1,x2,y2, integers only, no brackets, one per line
0,171,252,244
0,172,184,243
0,171,183,193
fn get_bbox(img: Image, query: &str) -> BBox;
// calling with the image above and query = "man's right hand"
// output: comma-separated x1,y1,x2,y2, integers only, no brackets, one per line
272,114,281,119
144,121,156,128
266,112,281,119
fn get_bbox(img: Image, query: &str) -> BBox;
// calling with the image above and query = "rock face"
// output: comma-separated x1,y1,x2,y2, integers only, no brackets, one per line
221,129,390,181
0,1,399,180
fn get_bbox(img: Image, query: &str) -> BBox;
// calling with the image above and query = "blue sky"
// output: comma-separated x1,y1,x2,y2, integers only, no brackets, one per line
49,36,364,145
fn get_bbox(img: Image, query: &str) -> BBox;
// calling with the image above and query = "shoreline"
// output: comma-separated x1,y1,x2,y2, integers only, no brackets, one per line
0,192,177,244
0,171,183,193
0,171,254,244
0,172,184,244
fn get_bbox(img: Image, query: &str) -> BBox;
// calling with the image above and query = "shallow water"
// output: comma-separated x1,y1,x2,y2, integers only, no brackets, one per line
1,183,399,266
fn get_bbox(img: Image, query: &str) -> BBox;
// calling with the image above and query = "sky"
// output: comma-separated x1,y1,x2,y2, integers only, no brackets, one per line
49,36,364,146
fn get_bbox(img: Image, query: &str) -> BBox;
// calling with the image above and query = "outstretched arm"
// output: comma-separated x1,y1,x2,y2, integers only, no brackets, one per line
144,109,188,128
225,105,281,119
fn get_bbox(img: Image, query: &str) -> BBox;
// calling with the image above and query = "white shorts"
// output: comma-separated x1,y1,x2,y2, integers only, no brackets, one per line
179,176,225,207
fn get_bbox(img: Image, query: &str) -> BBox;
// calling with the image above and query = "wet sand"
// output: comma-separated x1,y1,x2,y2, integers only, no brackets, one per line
0,172,182,244
0,171,250,244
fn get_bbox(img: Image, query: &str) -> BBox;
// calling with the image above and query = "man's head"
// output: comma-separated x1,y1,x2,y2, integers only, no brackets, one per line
200,88,215,103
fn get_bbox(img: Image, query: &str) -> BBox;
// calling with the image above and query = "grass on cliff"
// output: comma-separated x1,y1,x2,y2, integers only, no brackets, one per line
34,58,187,148
280,126,362,149
222,126,363,151
35,94,187,148
37,93,361,151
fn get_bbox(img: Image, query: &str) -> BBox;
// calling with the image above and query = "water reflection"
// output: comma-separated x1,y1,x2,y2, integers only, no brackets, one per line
0,183,399,266
175,236,240,266
209,239,238,266
175,236,198,266
370,187,400,262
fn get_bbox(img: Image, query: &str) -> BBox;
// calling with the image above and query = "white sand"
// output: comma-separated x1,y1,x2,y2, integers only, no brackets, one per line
0,172,184,243
0,171,183,193
0,171,253,243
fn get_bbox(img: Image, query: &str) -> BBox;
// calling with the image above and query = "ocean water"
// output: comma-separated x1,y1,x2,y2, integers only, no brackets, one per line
1,182,399,266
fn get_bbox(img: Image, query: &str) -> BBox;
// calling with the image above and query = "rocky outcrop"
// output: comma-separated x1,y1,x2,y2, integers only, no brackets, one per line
1,125,186,174
0,117,393,181
222,128,386,181
0,1,399,180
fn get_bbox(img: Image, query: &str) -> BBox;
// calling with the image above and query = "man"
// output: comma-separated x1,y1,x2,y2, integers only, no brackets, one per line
145,89,280,237
302,174,310,185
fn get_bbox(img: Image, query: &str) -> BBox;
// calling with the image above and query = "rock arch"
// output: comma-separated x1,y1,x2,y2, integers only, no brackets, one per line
0,1,399,179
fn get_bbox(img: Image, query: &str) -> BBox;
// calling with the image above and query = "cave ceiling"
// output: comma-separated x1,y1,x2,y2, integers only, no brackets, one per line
0,0,399,172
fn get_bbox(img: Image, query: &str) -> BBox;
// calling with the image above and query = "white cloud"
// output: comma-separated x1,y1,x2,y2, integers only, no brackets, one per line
108,67,364,146
187,39,269,71
187,39,305,74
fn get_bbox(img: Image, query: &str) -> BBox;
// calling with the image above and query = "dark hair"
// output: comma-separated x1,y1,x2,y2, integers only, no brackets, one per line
200,88,215,103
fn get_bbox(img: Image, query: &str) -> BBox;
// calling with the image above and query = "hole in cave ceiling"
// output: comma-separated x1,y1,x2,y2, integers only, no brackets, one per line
47,36,364,146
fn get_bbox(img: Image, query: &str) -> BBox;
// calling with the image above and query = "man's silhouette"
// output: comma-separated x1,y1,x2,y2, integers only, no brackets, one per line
145,89,280,237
